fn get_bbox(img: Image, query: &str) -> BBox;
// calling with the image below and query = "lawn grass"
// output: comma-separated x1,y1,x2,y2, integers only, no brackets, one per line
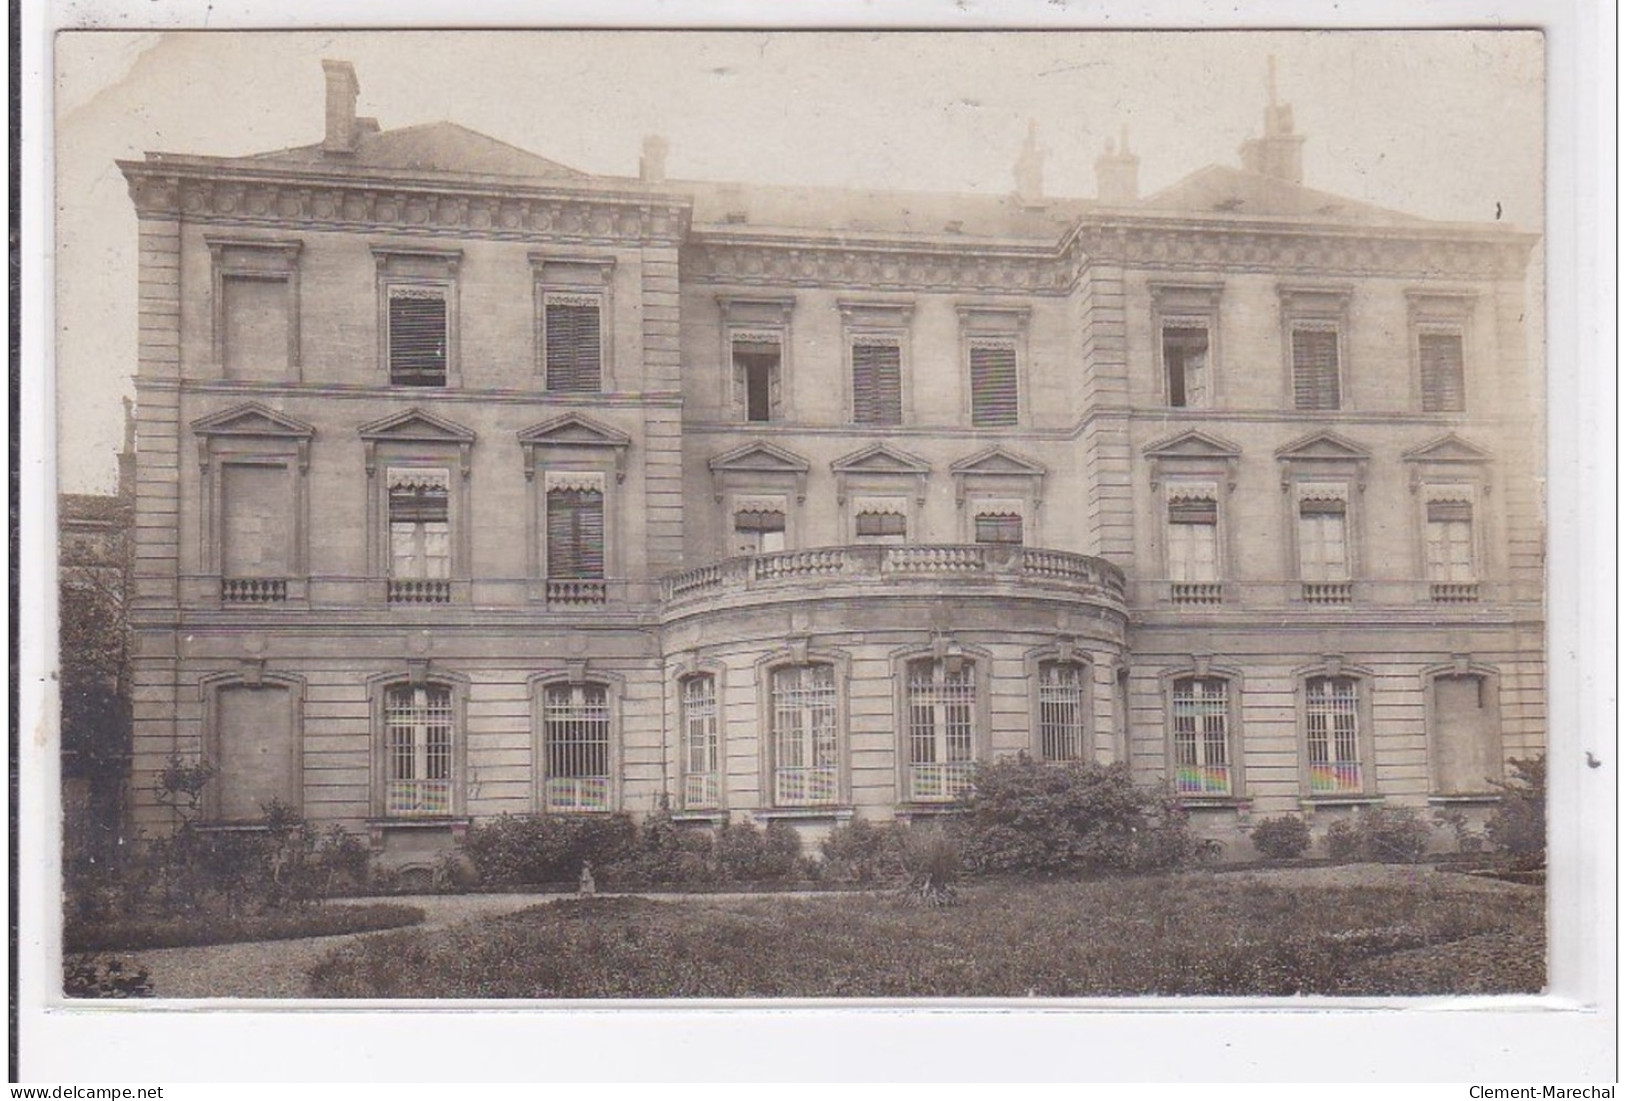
304,873,1543,998
66,902,427,952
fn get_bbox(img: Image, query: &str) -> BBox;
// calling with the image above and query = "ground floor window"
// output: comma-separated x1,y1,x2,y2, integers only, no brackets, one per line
1171,677,1231,796
770,663,839,806
906,657,977,802
543,682,611,811
1305,675,1362,794
385,683,453,816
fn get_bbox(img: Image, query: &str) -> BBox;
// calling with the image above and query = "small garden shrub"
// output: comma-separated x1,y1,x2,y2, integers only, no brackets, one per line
1485,754,1546,866
819,818,906,884
957,755,1199,876
460,813,637,887
714,820,806,883
599,811,717,888
1249,815,1312,861
897,823,963,906
1324,805,1430,864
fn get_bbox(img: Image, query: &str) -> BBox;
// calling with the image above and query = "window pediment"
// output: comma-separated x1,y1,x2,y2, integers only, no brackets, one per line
518,412,632,484
1276,429,1370,492
832,442,931,505
708,441,811,503
358,408,475,480
192,402,315,441
1402,433,1493,466
950,445,1046,508
1145,430,1242,492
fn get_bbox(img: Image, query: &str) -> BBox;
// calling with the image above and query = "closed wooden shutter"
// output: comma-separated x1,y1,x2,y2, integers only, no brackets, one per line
1291,327,1341,410
545,302,602,392
388,292,447,385
1419,333,1466,412
973,512,1023,544
852,342,902,425
969,342,1018,427
855,510,907,538
546,488,605,579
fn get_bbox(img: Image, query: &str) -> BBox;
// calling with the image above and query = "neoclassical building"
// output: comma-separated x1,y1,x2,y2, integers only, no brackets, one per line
117,61,1543,862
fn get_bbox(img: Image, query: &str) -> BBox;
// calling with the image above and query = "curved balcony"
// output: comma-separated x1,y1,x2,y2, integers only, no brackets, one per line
660,543,1126,621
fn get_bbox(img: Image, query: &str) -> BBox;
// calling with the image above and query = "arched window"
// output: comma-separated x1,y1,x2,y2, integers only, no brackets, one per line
904,657,978,802
541,681,612,812
383,682,454,817
680,674,721,810
768,663,839,806
1171,677,1232,796
1037,661,1088,762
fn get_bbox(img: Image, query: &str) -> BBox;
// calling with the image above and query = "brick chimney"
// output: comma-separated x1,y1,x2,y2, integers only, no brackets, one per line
321,60,361,155
1095,125,1140,204
1013,120,1045,208
640,135,669,183
1238,55,1305,184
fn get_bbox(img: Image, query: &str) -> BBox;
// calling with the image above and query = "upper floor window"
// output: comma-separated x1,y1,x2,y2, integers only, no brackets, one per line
1037,660,1087,762
384,682,454,817
541,681,612,812
853,496,909,544
732,495,788,555
851,338,904,426
1408,290,1476,414
769,663,839,807
1280,285,1351,412
735,338,781,423
680,674,721,810
1304,675,1362,795
1151,282,1222,410
534,254,616,393
207,235,302,383
1296,483,1352,604
1166,485,1220,597
973,508,1023,546
718,295,795,423
374,245,462,388
1425,493,1477,600
387,468,452,604
544,472,606,604
968,340,1019,427
1171,676,1232,796
904,657,978,803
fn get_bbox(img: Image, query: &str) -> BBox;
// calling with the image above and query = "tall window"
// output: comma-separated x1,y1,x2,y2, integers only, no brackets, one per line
385,683,453,817
973,510,1023,546
1419,331,1466,413
544,294,603,392
770,664,838,806
733,339,780,423
542,682,611,812
387,287,449,386
1305,676,1362,795
1425,496,1476,598
1167,491,1219,599
681,675,720,810
1290,324,1341,411
851,339,903,426
1038,661,1087,762
1172,677,1231,796
1163,324,1211,409
905,658,977,802
387,469,450,604
968,339,1019,427
733,503,787,555
1297,487,1350,602
545,476,606,603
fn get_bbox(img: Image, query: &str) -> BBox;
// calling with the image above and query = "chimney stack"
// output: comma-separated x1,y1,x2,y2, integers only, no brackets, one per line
1095,125,1141,204
322,60,361,155
1238,55,1305,184
1013,120,1045,208
639,135,669,184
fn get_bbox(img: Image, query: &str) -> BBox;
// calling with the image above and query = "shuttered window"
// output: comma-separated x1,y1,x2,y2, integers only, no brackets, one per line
1426,499,1475,582
1163,325,1210,409
1419,332,1466,412
969,341,1018,427
545,300,603,393
387,473,450,581
546,487,605,580
388,289,448,386
1291,326,1341,411
973,512,1023,545
855,510,907,539
852,341,903,425
1167,496,1219,583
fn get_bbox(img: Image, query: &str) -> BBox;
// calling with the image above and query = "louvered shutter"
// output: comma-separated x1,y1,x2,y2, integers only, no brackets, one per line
1419,333,1466,412
852,342,902,425
969,343,1019,427
547,488,605,579
1291,328,1341,410
388,293,447,385
545,302,602,392
973,513,1023,544
855,510,907,538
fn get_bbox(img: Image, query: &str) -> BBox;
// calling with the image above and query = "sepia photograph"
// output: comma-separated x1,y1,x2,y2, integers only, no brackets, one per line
32,15,1606,1082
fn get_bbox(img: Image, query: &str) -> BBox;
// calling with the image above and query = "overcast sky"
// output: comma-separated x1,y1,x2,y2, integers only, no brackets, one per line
54,29,1544,493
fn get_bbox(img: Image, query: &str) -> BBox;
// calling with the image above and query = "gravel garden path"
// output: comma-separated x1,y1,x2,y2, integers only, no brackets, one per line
92,865,1539,1000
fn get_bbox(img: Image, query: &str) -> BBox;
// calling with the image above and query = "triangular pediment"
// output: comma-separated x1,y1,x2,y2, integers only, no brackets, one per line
357,407,475,443
708,440,811,476
830,442,932,476
1275,429,1371,463
517,412,632,450
1143,429,1243,461
1402,433,1493,465
190,402,314,439
949,445,1046,478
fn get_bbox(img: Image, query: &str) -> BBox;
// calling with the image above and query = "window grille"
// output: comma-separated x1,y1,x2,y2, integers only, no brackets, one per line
1162,324,1210,408
385,683,453,816
852,341,903,425
1172,677,1230,795
545,298,603,393
906,658,977,802
1306,676,1362,794
681,675,720,809
387,288,448,386
1291,326,1341,410
543,683,610,811
969,341,1018,427
1038,661,1086,761
1419,332,1466,412
771,664,838,805
973,512,1023,545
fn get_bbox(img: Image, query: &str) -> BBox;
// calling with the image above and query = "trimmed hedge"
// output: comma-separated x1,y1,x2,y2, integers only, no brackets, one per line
65,902,426,952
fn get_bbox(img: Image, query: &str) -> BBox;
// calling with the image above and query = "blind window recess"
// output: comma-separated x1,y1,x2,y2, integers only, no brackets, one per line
387,289,448,385
544,298,604,393
968,341,1019,427
851,340,904,426
1290,326,1341,411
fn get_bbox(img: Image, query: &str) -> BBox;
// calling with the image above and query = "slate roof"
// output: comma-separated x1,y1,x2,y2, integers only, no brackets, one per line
248,121,590,181
1138,164,1425,226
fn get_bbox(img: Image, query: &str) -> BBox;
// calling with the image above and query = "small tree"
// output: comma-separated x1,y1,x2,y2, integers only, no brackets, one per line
1485,754,1546,867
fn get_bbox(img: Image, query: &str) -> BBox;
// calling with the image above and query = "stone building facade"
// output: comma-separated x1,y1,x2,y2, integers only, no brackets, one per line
117,61,1542,862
